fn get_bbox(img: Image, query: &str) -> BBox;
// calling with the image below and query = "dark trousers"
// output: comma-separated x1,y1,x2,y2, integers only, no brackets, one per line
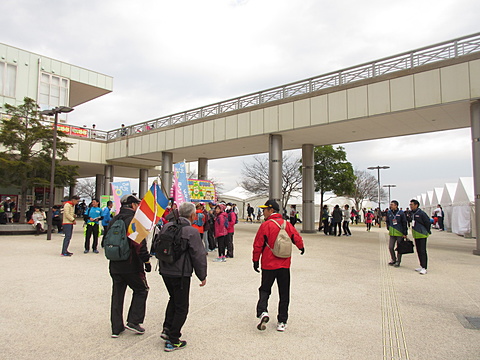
52,218,62,232
101,225,108,248
414,238,428,269
389,236,403,264
342,221,351,235
289,217,297,226
85,223,99,251
333,222,342,236
110,272,149,334
217,235,227,257
226,232,234,257
162,276,191,344
322,219,329,235
256,268,290,323
61,224,73,254
207,229,216,250
438,217,444,230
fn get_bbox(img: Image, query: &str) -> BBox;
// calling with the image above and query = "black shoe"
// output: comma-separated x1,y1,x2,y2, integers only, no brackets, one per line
388,261,396,266
125,322,145,334
161,328,169,341
393,262,400,267
164,340,187,352
111,328,125,338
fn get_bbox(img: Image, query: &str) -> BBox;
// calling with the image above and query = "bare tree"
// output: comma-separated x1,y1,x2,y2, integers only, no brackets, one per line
76,178,96,200
240,154,302,209
350,169,387,211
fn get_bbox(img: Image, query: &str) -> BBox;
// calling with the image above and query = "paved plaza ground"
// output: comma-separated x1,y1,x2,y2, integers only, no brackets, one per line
1,221,480,359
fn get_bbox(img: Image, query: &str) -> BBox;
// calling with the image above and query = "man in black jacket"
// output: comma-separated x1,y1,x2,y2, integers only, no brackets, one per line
159,202,207,352
107,195,151,338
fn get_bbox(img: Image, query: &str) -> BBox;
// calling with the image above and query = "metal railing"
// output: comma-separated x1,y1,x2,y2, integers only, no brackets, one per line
59,33,480,141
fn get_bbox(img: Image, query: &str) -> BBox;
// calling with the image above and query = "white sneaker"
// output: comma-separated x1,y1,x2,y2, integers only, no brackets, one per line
419,268,427,275
257,312,269,331
415,268,423,272
276,322,287,332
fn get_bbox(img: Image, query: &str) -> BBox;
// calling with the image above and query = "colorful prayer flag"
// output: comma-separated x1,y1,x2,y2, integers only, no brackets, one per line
127,182,169,243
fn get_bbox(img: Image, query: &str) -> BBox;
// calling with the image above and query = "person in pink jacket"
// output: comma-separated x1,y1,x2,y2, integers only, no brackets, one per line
213,204,229,262
252,199,304,332
225,203,237,258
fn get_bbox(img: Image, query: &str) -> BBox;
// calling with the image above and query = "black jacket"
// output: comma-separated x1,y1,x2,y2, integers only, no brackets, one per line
107,206,150,274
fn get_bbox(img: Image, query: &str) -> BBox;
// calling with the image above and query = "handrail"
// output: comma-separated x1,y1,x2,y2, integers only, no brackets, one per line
22,32,480,142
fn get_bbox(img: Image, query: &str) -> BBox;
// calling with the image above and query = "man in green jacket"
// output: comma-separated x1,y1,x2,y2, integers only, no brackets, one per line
409,199,431,275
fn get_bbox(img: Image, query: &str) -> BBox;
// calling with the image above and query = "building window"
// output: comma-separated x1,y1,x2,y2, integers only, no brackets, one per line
39,72,69,110
0,61,17,97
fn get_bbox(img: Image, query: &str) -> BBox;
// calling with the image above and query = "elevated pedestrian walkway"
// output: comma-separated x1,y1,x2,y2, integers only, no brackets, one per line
1,223,479,359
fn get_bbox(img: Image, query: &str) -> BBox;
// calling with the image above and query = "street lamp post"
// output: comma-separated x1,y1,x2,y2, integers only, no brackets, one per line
367,166,390,211
383,184,397,204
40,106,74,240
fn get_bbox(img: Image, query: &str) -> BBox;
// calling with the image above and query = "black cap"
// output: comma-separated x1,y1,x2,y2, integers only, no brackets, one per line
259,199,280,211
120,194,141,205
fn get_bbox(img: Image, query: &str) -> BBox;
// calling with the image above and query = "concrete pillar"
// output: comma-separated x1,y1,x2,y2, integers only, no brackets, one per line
471,101,480,255
95,174,105,199
269,134,283,210
162,152,173,198
104,165,114,196
139,169,149,199
302,144,316,233
198,158,208,180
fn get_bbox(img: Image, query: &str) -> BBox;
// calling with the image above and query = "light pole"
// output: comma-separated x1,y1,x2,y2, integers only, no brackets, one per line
383,184,397,204
367,166,390,210
40,106,74,240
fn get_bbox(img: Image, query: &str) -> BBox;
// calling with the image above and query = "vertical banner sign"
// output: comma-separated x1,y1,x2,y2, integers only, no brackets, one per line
173,162,190,205
111,181,131,214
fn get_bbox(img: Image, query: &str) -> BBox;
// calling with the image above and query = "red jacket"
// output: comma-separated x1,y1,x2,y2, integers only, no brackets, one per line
252,213,304,270
227,211,236,234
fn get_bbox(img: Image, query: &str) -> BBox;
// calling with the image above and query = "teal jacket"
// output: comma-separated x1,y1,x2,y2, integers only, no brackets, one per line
411,208,431,239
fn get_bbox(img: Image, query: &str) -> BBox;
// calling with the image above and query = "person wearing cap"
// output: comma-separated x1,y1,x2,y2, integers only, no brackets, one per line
107,194,151,338
61,195,80,256
252,199,305,332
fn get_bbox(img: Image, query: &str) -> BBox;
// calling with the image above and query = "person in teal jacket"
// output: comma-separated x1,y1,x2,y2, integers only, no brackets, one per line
101,201,114,248
84,199,103,254
409,199,431,275
386,200,407,267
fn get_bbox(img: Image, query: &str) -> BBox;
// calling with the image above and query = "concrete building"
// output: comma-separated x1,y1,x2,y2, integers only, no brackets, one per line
0,42,113,208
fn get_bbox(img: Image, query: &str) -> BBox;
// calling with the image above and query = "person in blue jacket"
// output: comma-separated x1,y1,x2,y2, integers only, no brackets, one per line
84,199,103,254
386,200,408,267
409,199,431,275
101,201,114,248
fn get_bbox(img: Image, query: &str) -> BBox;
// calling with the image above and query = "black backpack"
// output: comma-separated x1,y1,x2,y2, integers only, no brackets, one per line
153,220,188,264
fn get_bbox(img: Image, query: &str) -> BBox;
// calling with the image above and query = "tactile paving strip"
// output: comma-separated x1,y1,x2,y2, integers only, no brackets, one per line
380,233,410,360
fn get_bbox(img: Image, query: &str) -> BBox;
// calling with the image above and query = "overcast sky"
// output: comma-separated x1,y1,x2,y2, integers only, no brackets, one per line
1,0,478,207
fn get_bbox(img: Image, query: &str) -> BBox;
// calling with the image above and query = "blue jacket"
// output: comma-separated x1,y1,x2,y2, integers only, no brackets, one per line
84,206,102,225
386,209,408,237
101,206,113,227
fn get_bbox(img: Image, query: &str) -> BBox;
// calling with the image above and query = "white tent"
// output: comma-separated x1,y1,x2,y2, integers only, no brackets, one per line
425,190,434,217
420,193,427,208
431,187,443,208
440,183,457,232
219,186,266,219
451,177,476,237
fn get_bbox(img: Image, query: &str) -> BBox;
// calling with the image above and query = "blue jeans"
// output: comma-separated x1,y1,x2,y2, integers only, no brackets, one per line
62,224,73,254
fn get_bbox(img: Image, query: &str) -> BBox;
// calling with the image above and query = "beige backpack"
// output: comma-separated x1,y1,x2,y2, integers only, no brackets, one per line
265,219,292,258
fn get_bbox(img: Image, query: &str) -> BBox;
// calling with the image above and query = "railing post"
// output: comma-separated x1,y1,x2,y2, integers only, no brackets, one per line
338,71,343,85
454,40,459,58
372,62,376,77
410,53,414,68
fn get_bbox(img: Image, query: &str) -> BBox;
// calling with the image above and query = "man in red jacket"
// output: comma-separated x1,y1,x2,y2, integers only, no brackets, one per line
252,199,305,332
